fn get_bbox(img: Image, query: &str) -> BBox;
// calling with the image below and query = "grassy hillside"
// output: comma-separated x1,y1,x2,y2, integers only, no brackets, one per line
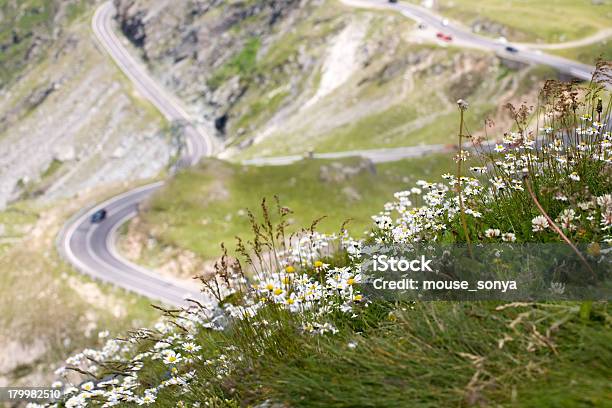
232,50,549,159
50,76,611,407
223,2,556,160
181,302,609,407
551,41,612,65
410,0,612,43
120,154,459,265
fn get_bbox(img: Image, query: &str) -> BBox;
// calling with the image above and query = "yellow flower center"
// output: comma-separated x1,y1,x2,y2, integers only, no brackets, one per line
347,278,355,285
273,288,283,296
285,265,295,273
266,283,274,291
314,261,323,268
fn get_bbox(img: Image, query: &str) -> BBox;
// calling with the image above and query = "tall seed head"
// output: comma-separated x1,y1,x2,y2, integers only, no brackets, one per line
457,99,469,111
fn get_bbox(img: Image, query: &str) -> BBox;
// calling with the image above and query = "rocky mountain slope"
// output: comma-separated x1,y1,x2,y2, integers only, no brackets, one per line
113,0,307,133
114,0,549,161
0,2,179,209
0,0,94,87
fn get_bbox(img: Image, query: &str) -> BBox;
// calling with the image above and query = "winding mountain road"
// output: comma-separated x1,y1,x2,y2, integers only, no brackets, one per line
59,0,599,307
344,0,596,80
58,2,215,307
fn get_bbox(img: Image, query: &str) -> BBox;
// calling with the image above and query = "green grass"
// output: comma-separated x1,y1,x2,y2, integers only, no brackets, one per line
235,89,495,158
0,203,39,255
410,0,612,43
317,103,421,150
207,38,261,90
550,41,612,65
511,322,611,407
66,0,90,22
134,154,458,260
0,204,39,236
314,102,495,152
233,88,290,131
217,302,610,407
106,299,611,407
41,158,63,179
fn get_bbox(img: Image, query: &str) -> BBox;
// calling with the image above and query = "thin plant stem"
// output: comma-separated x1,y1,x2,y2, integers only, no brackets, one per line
456,105,473,258
524,175,595,279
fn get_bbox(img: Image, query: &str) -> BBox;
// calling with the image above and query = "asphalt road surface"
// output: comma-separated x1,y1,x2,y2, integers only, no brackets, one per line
58,182,203,306
59,0,599,307
242,144,456,166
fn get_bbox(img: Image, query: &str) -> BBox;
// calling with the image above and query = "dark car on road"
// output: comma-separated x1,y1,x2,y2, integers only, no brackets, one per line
91,209,107,223
505,46,519,53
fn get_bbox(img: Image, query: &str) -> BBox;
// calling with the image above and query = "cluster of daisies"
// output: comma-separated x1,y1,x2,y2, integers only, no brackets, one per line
531,194,612,237
225,232,364,324
37,232,366,407
43,308,230,407
374,114,611,245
